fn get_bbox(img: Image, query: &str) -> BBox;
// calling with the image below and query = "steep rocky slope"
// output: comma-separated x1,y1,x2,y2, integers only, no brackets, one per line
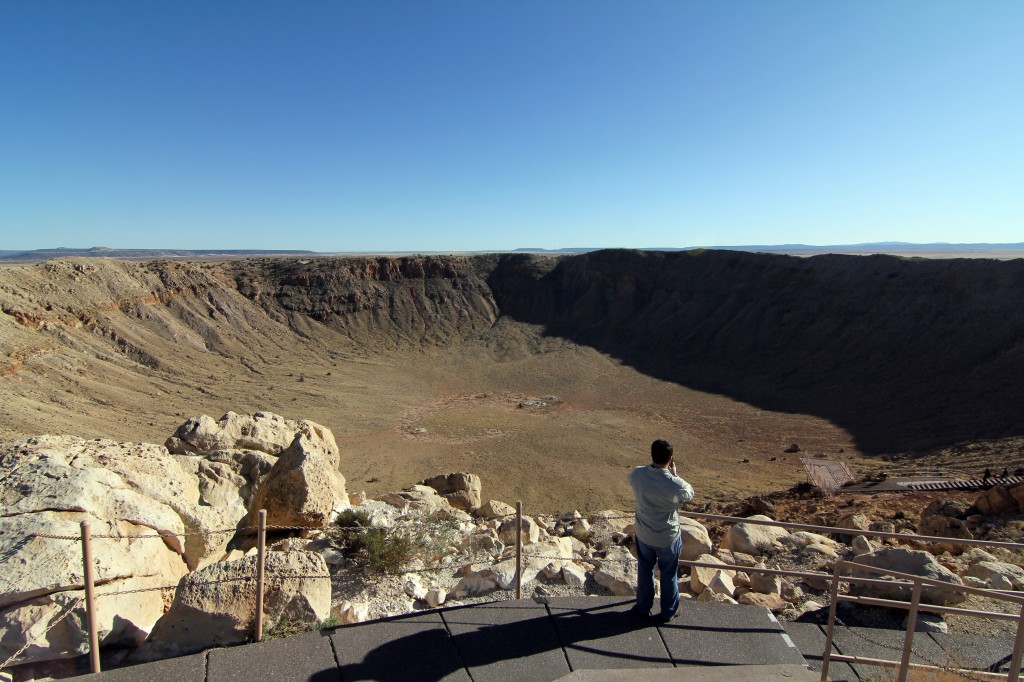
488,249,1024,454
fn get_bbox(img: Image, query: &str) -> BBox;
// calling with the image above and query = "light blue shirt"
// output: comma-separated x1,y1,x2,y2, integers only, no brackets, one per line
628,465,695,548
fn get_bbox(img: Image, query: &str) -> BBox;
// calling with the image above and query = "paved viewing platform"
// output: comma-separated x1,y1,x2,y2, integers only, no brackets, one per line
75,596,1018,681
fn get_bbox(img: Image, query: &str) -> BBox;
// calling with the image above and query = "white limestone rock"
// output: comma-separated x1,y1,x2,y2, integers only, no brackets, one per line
248,431,348,529
965,561,1024,591
706,570,736,598
679,518,714,561
418,472,482,512
166,411,338,466
332,600,370,625
593,547,638,596
690,554,733,594
722,516,788,555
562,562,588,589
143,551,330,657
498,516,541,546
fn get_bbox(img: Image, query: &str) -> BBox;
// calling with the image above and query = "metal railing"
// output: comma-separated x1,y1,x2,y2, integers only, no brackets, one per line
5,504,1024,678
822,560,1024,682
673,510,1024,681
0,503,530,674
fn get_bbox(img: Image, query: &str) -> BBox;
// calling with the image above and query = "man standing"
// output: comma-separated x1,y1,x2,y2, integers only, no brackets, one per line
628,439,695,623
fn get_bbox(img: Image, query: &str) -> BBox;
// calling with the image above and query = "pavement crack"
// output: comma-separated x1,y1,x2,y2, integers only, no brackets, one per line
543,602,574,672
439,609,475,682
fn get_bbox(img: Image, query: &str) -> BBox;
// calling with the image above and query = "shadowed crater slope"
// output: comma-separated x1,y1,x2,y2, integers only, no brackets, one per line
486,249,1024,454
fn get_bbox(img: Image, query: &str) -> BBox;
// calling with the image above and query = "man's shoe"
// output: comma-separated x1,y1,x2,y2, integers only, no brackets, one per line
628,607,654,621
654,611,678,624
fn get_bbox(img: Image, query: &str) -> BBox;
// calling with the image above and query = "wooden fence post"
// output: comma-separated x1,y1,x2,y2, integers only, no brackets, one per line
897,578,924,682
255,509,267,642
820,562,843,682
80,520,101,674
1008,602,1024,682
515,501,523,600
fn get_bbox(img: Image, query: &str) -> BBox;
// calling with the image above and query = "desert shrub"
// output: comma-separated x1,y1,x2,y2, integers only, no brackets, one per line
330,508,375,552
329,509,460,574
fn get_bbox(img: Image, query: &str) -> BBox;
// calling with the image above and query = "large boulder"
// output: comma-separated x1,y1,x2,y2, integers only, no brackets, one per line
919,499,974,540
690,554,734,594
418,472,482,512
475,499,516,518
850,547,968,606
593,546,638,596
975,486,1020,516
143,551,330,658
376,485,462,517
723,516,788,555
166,412,339,467
0,437,206,666
679,518,714,561
965,561,1024,590
498,515,542,546
247,432,348,529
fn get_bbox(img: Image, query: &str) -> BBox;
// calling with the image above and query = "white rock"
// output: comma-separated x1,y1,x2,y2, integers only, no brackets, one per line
679,518,714,561
248,431,348,529
475,499,515,518
571,518,592,541
593,547,638,596
851,547,967,606
706,570,736,598
418,472,482,512
722,516,788,555
332,600,370,625
750,567,781,595
562,562,587,589
851,535,876,556
698,591,738,605
965,561,1024,591
452,570,499,598
403,575,427,600
425,587,446,609
498,516,542,545
690,554,733,594
166,411,338,465
781,531,839,550
144,551,330,657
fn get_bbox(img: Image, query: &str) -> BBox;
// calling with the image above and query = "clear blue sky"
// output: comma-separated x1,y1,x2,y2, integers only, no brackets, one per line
1,1,1021,252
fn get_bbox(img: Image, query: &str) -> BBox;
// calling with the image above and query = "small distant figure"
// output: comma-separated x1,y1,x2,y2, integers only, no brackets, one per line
983,468,992,482
1001,468,1009,478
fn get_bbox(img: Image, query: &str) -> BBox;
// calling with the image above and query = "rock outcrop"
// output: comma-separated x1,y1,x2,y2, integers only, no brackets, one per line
723,515,788,555
419,473,482,512
850,547,968,606
142,552,330,657
247,430,348,529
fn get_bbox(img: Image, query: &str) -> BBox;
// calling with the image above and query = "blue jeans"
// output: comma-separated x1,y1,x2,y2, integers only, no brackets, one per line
634,534,682,619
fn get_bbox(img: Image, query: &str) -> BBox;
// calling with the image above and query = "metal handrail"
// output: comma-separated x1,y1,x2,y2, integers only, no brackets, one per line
679,509,1024,551
822,560,1024,682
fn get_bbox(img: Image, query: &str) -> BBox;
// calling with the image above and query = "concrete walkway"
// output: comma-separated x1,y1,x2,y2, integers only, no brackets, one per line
73,597,1019,681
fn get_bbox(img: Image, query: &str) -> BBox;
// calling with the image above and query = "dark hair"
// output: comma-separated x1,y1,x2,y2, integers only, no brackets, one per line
651,439,673,465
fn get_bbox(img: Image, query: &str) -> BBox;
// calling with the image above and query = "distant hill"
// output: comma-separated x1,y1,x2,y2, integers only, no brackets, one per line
3,242,1023,262
0,246,317,261
516,243,1024,259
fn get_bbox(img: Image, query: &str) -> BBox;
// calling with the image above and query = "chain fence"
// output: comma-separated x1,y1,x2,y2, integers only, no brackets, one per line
5,504,1024,680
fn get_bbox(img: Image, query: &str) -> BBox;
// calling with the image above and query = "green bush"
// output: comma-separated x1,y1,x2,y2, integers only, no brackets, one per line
329,509,460,574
